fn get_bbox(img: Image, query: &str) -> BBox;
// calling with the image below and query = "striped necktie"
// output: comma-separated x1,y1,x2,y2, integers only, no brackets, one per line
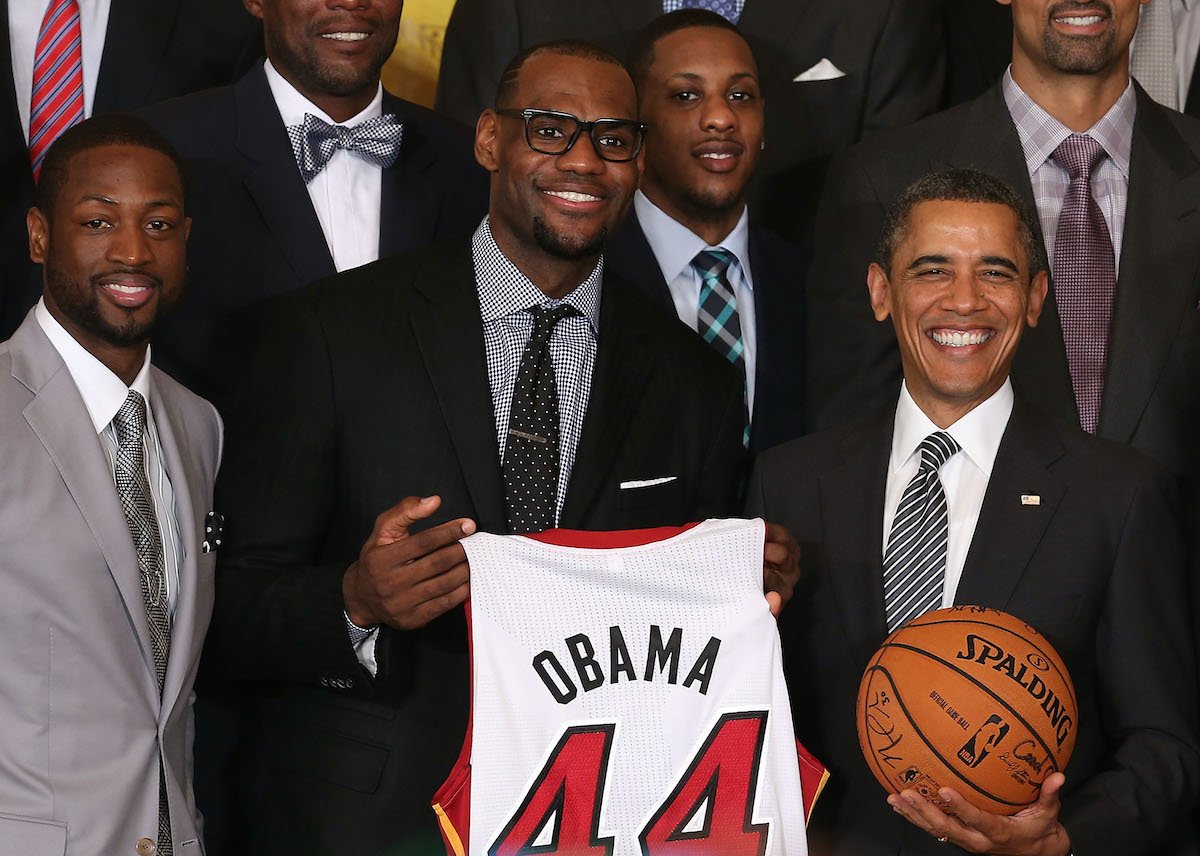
883,431,961,632
693,248,750,447
29,0,84,178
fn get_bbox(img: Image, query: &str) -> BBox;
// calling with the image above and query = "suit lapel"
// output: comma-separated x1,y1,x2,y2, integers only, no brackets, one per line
149,381,210,718
378,94,440,259
408,248,506,531
559,276,655,526
956,400,1065,608
234,68,336,288
1098,90,1200,444
823,415,891,666
607,214,677,315
94,0,177,111
10,320,158,694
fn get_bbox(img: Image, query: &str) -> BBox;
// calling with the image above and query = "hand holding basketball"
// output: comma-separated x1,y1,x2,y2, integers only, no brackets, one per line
887,772,1071,855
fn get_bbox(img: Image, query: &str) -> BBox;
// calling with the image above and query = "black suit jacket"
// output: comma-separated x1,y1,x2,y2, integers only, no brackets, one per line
141,64,490,406
0,0,262,339
209,240,744,854
606,208,808,451
936,0,1011,108
806,83,1200,499
434,0,945,240
747,397,1200,856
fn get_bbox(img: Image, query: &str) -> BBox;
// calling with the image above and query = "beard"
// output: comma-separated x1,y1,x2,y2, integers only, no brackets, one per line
267,28,394,100
532,215,608,260
44,262,164,348
1041,2,1121,74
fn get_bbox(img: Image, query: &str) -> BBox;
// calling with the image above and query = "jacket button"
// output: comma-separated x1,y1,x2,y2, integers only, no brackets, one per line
136,838,157,856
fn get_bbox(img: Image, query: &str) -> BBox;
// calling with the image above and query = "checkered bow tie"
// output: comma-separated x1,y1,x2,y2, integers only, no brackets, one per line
291,112,403,183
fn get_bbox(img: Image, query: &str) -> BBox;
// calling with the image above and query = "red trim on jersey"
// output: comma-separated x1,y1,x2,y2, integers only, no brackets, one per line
433,601,474,855
523,522,702,549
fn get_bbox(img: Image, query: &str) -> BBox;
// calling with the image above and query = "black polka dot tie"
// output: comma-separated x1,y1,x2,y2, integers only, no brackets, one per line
503,304,579,534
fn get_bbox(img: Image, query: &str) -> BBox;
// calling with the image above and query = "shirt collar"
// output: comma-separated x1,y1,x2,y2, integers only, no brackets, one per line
264,58,384,129
471,217,603,333
35,298,153,435
891,378,1014,478
633,190,753,289
1002,66,1136,180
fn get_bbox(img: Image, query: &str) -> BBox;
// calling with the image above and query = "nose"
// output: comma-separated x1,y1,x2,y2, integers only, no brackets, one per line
554,131,606,176
943,272,988,314
106,222,152,267
700,96,736,133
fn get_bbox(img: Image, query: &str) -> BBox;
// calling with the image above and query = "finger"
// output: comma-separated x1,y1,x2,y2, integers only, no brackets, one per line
1037,772,1066,807
370,495,442,545
374,517,476,567
376,540,469,587
407,579,471,628
399,558,471,611
763,540,789,568
765,590,783,617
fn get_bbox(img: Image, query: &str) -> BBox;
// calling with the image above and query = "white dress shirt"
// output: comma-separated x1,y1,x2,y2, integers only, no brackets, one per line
35,299,183,617
264,59,384,273
882,380,1015,607
633,190,758,415
9,0,111,142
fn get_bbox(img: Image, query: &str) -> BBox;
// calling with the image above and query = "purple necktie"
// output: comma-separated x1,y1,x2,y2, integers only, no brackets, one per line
1051,134,1115,434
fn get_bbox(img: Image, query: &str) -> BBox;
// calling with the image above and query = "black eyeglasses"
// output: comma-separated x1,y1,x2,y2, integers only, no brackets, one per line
495,108,646,163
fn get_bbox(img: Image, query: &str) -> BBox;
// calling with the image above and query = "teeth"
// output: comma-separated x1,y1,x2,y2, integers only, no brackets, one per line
700,152,734,160
932,330,991,347
106,284,148,294
322,32,369,41
1057,15,1102,25
546,190,601,203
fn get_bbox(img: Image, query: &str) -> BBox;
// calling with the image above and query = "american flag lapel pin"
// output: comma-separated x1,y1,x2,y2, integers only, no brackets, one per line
1020,494,1041,506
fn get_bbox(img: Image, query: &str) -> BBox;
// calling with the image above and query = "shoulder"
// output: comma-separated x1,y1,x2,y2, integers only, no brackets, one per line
1134,92,1200,152
140,83,239,149
838,89,994,172
385,93,479,160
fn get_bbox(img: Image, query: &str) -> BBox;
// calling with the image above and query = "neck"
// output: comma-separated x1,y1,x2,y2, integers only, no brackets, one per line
272,63,379,123
489,220,599,301
1009,55,1130,131
642,185,744,247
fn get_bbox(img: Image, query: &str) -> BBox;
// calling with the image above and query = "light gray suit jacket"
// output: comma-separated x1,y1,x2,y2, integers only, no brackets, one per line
0,310,222,856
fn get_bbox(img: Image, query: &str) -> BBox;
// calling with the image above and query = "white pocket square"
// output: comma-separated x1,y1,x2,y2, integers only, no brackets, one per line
619,476,678,490
794,58,846,83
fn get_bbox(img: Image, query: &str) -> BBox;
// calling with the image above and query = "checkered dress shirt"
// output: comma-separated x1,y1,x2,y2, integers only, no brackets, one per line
472,218,601,523
1002,68,1136,271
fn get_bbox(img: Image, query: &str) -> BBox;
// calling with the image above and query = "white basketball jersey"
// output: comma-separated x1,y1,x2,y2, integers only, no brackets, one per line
433,518,811,856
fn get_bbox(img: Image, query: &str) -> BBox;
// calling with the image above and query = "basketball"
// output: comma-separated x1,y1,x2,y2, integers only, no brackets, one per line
856,605,1077,816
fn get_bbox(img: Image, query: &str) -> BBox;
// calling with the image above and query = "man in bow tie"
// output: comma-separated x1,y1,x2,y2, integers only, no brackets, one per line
140,2,487,852
142,0,488,408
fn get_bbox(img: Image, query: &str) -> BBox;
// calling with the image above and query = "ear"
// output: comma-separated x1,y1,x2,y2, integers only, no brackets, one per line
475,109,501,172
1026,270,1048,327
27,207,48,265
866,262,893,322
183,216,193,242
242,0,264,21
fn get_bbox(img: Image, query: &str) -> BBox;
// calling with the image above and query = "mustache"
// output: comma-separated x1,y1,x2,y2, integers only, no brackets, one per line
91,268,163,288
1046,0,1113,18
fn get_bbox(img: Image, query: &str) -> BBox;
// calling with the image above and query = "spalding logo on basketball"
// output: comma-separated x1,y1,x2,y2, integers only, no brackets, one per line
856,605,1077,816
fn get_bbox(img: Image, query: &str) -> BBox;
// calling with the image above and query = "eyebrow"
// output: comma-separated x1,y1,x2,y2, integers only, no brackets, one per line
906,254,951,270
979,255,1019,272
78,193,181,209
906,254,1020,273
667,71,758,83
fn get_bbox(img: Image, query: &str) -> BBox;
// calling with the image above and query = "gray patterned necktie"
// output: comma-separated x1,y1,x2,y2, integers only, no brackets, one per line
1131,0,1177,109
672,0,741,23
112,390,173,855
1051,134,1115,435
883,432,961,632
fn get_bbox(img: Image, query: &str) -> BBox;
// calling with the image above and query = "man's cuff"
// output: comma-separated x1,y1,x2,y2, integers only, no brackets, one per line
344,610,380,676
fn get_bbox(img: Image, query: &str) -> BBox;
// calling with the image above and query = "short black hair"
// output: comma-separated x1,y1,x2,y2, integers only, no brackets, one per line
35,113,189,216
877,169,1048,276
494,39,627,109
628,9,743,92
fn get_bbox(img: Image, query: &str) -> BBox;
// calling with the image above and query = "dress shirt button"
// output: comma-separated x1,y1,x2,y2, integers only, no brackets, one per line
136,837,157,856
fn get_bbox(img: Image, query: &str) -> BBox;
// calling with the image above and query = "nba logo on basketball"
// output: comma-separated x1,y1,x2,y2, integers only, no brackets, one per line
957,714,1010,768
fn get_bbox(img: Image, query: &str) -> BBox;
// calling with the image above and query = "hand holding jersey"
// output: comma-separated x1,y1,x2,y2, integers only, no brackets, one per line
342,495,476,630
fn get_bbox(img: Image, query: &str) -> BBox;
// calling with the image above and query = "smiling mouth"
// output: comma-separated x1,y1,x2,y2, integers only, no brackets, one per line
1055,13,1104,25
543,189,603,203
321,31,370,42
931,329,994,348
